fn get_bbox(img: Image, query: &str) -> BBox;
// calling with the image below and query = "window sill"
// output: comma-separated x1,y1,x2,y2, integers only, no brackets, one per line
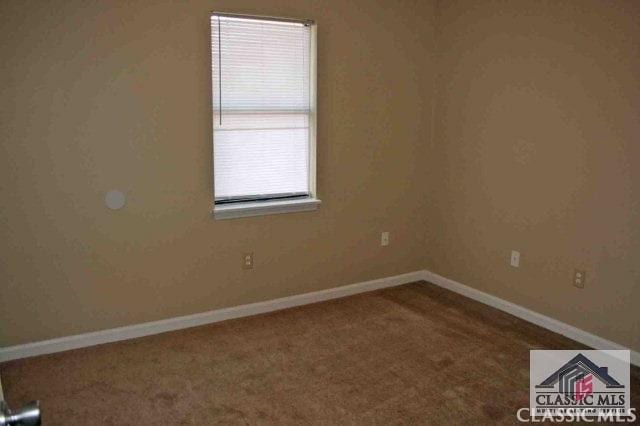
213,198,321,220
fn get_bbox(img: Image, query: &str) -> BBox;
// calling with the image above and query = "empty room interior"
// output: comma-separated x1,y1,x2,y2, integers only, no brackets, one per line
1,0,639,424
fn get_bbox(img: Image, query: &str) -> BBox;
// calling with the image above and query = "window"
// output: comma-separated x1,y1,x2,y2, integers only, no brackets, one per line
210,13,319,219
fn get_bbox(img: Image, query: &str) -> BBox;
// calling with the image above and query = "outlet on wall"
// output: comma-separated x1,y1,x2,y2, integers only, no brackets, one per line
573,269,586,289
242,252,254,270
510,250,520,268
381,232,390,247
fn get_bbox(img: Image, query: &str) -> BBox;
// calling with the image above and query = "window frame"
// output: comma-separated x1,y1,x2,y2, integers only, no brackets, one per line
210,12,320,220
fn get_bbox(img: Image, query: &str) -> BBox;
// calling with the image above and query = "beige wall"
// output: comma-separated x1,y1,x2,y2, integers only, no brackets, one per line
0,0,436,346
1,0,638,355
430,0,640,352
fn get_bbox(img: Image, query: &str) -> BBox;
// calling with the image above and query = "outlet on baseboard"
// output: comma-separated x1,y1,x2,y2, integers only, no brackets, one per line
242,252,254,270
573,269,585,289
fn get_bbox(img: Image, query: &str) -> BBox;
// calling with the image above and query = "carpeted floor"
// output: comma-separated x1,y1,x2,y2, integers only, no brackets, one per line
1,281,639,425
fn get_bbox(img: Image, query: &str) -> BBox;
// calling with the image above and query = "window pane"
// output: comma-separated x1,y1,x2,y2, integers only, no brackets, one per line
211,15,311,201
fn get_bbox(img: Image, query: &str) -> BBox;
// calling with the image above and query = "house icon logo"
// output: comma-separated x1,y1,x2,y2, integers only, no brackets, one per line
529,350,630,418
535,353,624,401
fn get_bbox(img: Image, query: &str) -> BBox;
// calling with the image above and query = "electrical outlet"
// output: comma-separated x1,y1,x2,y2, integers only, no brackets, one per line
573,269,585,289
242,252,254,270
381,232,390,246
510,250,520,267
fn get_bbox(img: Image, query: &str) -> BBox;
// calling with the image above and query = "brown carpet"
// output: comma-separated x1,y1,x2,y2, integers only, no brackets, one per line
2,281,639,425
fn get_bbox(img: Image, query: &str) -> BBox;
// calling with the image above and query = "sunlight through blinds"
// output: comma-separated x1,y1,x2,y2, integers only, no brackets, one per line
211,15,312,203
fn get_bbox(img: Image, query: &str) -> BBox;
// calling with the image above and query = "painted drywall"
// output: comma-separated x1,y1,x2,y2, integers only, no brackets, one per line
0,0,436,346
430,0,640,352
2,0,638,356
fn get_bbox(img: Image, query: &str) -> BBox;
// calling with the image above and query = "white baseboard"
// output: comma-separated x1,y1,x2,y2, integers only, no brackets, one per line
2,269,638,368
420,270,640,367
0,271,424,363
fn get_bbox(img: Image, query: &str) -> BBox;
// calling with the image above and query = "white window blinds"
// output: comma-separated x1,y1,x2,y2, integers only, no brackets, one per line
211,14,313,203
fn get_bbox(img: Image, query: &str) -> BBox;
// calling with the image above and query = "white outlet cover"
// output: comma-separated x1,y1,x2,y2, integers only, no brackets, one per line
105,190,126,210
510,250,520,267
